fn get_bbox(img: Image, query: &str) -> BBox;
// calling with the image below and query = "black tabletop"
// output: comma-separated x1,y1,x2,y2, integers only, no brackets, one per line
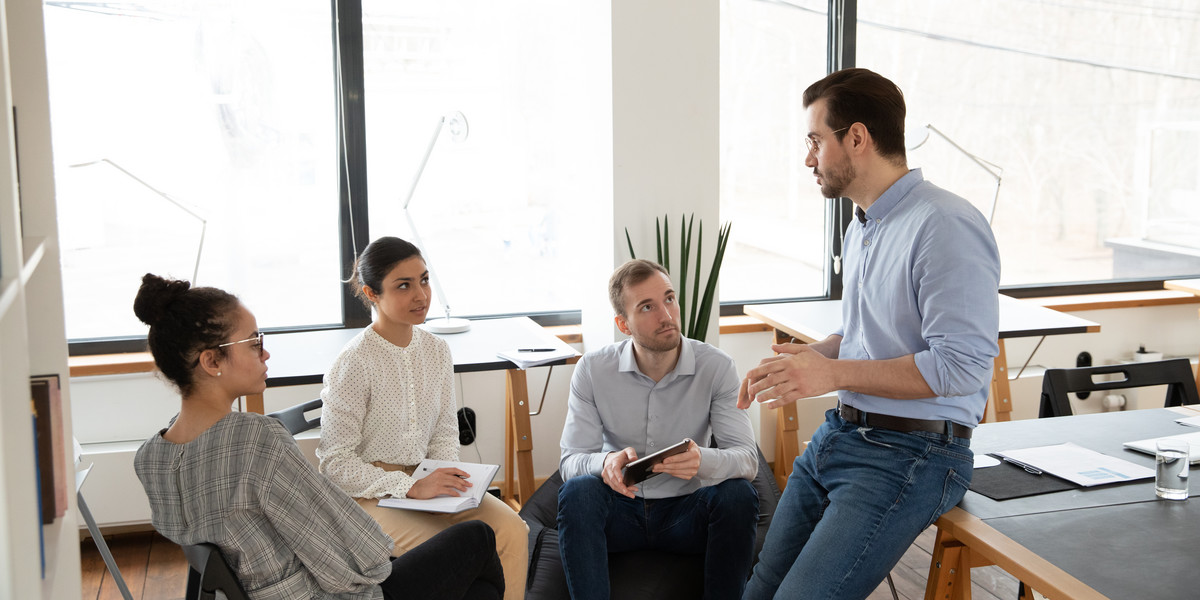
961,409,1194,519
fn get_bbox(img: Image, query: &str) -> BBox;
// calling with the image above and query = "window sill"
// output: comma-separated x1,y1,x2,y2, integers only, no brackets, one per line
69,317,773,377
1018,289,1200,312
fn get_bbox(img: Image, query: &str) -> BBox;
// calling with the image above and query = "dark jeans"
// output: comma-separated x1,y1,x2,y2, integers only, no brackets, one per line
557,476,759,600
380,520,504,600
743,409,973,600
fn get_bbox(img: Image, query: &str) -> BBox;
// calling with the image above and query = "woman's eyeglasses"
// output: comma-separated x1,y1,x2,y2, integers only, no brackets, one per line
217,332,265,358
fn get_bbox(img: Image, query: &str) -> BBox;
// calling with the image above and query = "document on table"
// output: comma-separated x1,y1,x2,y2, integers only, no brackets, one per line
993,442,1154,487
1175,414,1200,428
496,346,576,369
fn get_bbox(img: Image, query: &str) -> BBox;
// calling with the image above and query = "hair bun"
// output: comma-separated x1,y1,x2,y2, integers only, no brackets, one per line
133,274,192,326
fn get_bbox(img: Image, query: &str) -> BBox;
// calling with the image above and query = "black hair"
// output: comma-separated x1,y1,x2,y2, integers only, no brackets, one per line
349,236,424,309
803,68,907,164
133,274,240,395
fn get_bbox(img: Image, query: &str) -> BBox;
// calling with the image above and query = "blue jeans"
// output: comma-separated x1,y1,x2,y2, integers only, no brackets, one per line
743,409,973,600
557,475,759,600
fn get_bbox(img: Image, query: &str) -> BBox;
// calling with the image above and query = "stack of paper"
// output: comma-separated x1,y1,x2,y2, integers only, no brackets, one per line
497,346,577,370
993,442,1154,487
378,459,499,514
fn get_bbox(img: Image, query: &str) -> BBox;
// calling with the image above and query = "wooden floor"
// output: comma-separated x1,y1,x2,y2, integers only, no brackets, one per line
82,526,1019,600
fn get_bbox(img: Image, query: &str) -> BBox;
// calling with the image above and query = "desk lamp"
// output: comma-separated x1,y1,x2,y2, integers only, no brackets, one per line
70,158,207,282
402,111,471,334
906,124,1003,224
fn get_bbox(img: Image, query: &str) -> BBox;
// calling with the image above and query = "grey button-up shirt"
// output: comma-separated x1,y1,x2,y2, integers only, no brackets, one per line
559,337,757,499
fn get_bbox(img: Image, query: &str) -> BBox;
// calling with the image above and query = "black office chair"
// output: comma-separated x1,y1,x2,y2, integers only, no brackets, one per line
182,542,250,600
1039,357,1200,418
267,398,323,435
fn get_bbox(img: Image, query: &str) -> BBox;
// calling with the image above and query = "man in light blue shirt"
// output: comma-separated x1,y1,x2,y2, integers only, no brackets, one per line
558,259,760,600
740,69,1001,600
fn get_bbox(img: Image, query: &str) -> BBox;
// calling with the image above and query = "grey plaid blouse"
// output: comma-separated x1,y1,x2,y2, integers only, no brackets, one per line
135,412,393,599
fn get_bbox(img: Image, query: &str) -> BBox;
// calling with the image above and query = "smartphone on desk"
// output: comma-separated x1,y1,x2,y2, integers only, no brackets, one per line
622,438,692,487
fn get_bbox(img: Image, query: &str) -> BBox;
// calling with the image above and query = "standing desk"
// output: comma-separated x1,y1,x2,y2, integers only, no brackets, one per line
744,295,1100,487
1163,278,1200,391
246,317,579,508
926,407,1200,600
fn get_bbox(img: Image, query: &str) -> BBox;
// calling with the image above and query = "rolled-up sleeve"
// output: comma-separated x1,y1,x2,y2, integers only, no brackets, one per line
910,211,1001,398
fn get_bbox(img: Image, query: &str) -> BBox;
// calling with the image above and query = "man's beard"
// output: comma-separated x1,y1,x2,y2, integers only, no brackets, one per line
818,161,855,199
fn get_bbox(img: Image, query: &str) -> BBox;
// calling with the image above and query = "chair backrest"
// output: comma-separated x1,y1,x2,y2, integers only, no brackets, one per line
182,542,250,600
1039,357,1200,418
267,398,323,435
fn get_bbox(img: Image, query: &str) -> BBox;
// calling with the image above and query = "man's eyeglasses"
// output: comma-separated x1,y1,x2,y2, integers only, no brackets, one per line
217,332,265,358
804,126,850,155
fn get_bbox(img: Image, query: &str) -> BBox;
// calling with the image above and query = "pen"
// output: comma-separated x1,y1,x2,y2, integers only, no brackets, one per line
518,348,555,352
1002,457,1043,475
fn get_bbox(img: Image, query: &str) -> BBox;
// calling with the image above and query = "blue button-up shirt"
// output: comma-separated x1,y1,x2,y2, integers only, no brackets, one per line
560,337,757,499
835,168,1001,427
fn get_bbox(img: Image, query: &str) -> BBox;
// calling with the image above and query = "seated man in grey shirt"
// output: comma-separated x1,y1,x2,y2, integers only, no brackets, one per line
557,259,760,600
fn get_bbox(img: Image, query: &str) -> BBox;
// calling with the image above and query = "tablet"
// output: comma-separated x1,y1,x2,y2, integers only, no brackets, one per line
622,438,692,487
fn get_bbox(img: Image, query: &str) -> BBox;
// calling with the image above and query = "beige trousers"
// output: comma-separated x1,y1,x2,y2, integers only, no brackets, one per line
356,468,528,600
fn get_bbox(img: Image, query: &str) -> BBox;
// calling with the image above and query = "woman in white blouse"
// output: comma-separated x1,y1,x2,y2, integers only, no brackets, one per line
317,237,528,600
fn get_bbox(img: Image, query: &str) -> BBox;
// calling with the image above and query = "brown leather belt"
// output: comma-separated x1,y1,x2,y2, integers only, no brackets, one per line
838,404,972,439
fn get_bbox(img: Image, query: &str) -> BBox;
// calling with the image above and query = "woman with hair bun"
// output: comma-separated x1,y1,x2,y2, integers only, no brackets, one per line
317,237,528,599
132,274,503,600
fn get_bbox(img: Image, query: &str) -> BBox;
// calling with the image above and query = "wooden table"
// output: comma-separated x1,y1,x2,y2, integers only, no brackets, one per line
251,317,579,508
744,295,1099,488
926,406,1200,600
1163,278,1200,390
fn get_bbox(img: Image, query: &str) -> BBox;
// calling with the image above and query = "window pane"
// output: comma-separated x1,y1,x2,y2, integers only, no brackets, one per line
858,0,1200,286
45,1,341,339
361,0,609,318
720,0,829,302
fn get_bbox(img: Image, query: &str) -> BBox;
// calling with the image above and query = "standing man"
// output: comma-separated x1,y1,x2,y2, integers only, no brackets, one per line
558,259,760,600
739,68,1001,600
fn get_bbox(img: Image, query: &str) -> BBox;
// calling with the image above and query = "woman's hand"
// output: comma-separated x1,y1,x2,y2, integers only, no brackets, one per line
405,467,472,499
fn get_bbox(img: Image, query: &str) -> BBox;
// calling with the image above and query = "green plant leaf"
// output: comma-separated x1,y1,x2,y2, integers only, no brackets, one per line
625,228,636,260
694,221,731,339
680,214,692,337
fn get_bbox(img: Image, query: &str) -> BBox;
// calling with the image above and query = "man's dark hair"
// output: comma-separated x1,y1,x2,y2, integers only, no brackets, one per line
803,68,907,163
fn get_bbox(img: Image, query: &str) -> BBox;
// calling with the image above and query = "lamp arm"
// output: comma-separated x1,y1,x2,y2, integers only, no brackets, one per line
924,125,1002,181
403,209,453,320
402,116,447,211
70,158,208,281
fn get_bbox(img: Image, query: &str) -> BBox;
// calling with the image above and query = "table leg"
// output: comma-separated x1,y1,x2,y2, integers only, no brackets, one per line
774,404,799,490
770,327,802,489
245,393,264,415
925,528,973,600
987,340,1012,422
504,369,536,508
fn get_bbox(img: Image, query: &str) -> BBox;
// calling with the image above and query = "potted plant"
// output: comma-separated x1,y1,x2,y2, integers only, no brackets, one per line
625,214,731,342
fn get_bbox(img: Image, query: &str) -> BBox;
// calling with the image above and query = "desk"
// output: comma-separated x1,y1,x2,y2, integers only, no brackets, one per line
744,295,1099,487
1163,278,1200,391
250,317,580,508
926,407,1200,600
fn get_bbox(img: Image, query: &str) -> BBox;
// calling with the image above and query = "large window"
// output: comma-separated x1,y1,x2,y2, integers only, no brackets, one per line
360,0,609,319
45,1,342,341
857,0,1200,287
719,0,830,303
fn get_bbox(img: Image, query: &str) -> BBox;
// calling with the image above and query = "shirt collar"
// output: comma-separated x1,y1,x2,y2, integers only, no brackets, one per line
617,337,696,382
863,168,924,222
